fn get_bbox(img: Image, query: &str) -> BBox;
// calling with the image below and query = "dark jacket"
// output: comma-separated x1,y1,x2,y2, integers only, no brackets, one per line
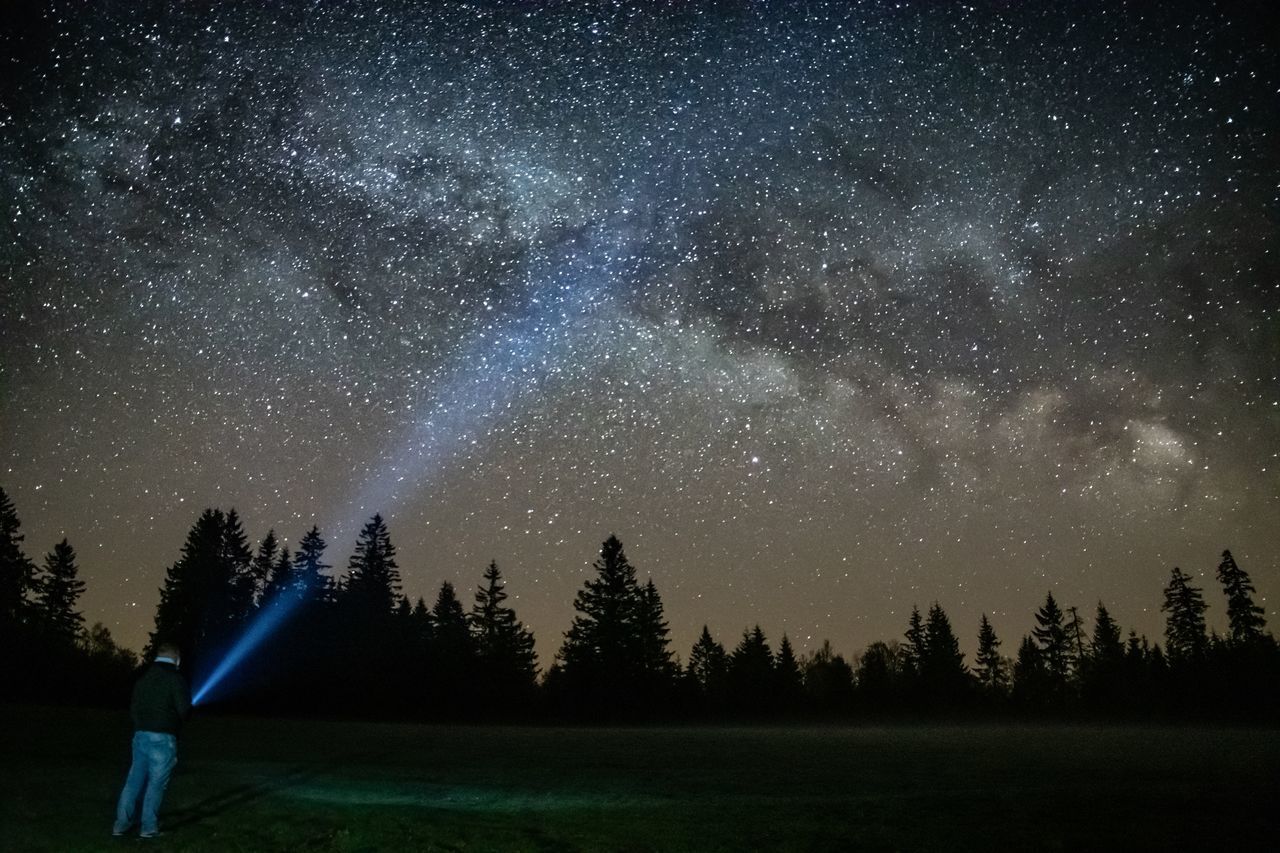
130,662,191,735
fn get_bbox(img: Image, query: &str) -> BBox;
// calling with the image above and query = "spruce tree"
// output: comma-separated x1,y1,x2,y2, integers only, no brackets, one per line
1162,566,1208,663
149,508,230,664
635,578,677,688
728,625,775,713
1032,591,1071,687
1090,602,1124,664
0,486,37,627
248,530,278,609
1012,635,1046,706
343,514,400,620
558,535,644,698
1066,606,1088,671
221,509,256,623
470,562,538,697
686,625,729,698
975,614,1006,693
1216,550,1266,645
774,634,804,708
921,602,968,701
36,538,86,644
903,605,926,677
293,526,331,603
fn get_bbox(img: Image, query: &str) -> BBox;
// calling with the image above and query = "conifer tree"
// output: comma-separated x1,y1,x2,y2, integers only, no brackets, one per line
1090,602,1124,664
975,614,1006,693
1066,606,1088,671
1032,591,1071,686
248,530,278,608
558,535,643,694
149,508,230,664
221,509,256,623
262,546,295,605
635,578,677,686
729,625,775,712
36,538,85,644
293,526,331,603
1162,566,1208,663
921,602,968,700
774,634,804,707
1012,635,1046,705
0,486,37,627
343,514,400,620
470,562,538,694
1216,550,1266,645
903,605,926,677
686,625,729,697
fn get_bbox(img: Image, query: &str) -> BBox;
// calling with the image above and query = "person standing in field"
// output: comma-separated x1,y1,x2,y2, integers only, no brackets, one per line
112,642,191,839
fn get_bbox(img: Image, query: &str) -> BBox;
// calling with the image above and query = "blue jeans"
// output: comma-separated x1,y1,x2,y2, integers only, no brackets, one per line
114,731,178,835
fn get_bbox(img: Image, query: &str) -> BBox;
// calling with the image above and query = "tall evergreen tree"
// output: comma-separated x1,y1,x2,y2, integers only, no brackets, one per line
920,602,968,700
1012,635,1047,706
247,530,279,608
470,563,538,698
1090,602,1124,664
774,634,804,709
343,514,400,620
1162,566,1209,663
1216,550,1266,645
686,625,729,699
635,578,677,687
728,625,775,713
903,605,926,677
220,509,257,623
1066,606,1088,671
1032,591,1071,687
149,508,231,665
36,538,86,644
557,535,644,703
974,614,1007,693
292,526,331,603
0,486,37,627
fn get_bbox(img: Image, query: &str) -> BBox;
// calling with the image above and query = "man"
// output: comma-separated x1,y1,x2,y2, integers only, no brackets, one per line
112,642,191,839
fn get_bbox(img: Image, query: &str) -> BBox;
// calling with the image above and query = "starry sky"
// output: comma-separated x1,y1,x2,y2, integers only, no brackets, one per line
2,0,1277,661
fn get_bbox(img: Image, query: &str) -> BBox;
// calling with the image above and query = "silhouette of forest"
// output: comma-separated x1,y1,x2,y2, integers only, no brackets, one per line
2,486,1277,722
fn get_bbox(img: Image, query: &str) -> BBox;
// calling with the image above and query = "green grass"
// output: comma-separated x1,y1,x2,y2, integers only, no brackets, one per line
2,704,1276,851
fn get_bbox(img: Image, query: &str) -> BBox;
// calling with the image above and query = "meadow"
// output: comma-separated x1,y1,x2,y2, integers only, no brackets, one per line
2,704,1276,852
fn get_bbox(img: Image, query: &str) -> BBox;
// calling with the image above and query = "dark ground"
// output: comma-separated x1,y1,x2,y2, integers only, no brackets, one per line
2,704,1277,851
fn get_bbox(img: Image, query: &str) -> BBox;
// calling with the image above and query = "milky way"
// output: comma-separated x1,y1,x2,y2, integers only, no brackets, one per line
3,1,1277,659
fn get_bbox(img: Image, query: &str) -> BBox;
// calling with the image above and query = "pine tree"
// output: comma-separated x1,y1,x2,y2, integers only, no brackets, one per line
975,614,1007,693
729,625,775,713
774,634,804,709
262,546,295,605
221,509,256,623
1032,591,1071,686
36,538,86,644
470,562,538,697
635,578,677,687
1090,602,1124,664
686,625,729,698
921,602,968,701
1066,606,1088,672
1216,550,1266,645
248,530,278,609
1012,635,1046,706
558,535,644,698
292,526,331,603
343,514,400,620
903,605,926,677
0,486,37,627
149,508,231,664
1162,566,1208,663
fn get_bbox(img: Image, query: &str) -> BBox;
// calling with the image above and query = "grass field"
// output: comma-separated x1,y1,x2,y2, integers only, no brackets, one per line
2,704,1276,852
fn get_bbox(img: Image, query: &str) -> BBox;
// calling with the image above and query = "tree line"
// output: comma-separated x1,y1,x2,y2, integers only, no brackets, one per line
2,486,1276,721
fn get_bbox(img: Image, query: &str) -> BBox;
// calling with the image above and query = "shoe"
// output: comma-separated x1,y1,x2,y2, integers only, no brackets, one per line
140,830,163,839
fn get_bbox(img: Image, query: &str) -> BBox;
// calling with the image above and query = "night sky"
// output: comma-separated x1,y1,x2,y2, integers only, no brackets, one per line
3,1,1277,661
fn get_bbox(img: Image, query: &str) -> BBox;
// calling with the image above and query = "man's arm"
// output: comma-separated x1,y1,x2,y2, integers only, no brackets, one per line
174,674,192,721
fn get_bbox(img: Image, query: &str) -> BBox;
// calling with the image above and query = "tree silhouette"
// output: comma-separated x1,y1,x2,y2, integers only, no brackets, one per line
729,625,775,714
248,529,278,609
1032,592,1071,690
974,614,1007,694
920,602,968,703
855,640,903,710
0,486,37,628
801,640,855,714
635,578,678,694
470,562,538,710
686,625,729,710
1216,550,1266,646
149,508,232,669
557,535,646,714
774,634,804,711
903,605,926,678
343,514,400,620
1012,635,1047,707
1162,567,1208,663
36,538,86,644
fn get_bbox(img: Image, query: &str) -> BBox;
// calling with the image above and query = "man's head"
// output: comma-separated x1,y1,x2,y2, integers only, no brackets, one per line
154,643,181,667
